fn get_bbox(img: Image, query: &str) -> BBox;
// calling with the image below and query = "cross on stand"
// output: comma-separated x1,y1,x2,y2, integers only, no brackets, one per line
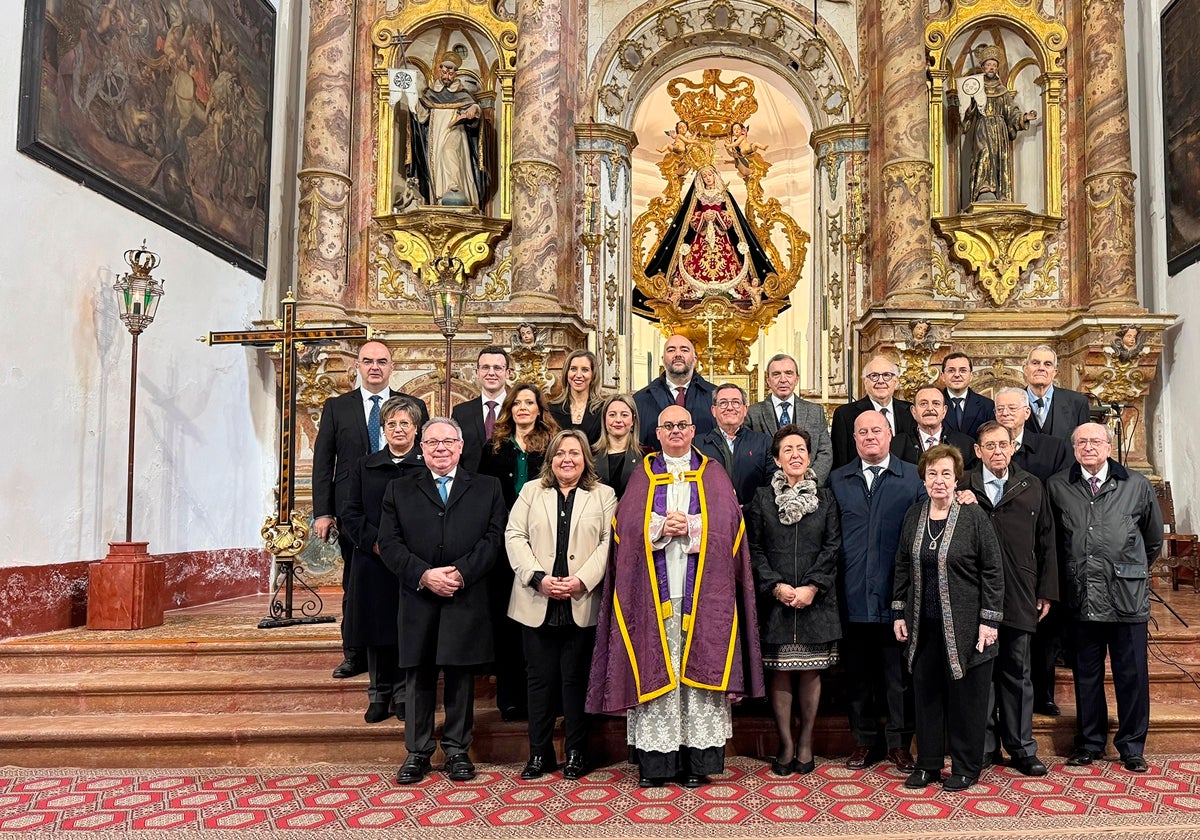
203,290,370,629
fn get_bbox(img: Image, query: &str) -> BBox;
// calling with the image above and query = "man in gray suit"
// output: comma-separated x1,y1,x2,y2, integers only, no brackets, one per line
746,353,833,483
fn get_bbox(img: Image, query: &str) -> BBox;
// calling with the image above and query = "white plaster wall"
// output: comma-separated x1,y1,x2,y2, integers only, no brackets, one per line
0,2,297,566
1132,0,1199,530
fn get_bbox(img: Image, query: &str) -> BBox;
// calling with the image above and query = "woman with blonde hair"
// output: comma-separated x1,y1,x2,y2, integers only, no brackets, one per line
592,394,644,499
549,349,603,444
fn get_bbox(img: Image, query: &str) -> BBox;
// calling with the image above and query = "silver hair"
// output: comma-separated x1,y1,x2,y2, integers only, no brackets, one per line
862,356,900,378
1025,344,1059,366
421,416,463,438
995,386,1030,407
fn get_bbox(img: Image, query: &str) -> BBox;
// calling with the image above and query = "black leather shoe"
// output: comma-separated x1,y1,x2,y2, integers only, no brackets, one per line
638,773,662,788
332,658,366,679
769,758,792,776
396,755,431,785
904,768,940,789
364,701,391,723
500,705,528,722
678,773,708,788
520,755,555,780
1034,700,1062,716
445,753,476,782
792,758,816,775
1011,755,1048,776
942,773,977,791
563,750,587,780
1067,748,1103,766
1121,755,1149,773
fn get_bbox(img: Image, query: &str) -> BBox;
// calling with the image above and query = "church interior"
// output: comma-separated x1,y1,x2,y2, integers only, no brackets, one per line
2,0,1200,835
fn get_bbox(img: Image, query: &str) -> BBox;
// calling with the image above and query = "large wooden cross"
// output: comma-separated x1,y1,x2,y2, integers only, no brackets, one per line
204,290,370,628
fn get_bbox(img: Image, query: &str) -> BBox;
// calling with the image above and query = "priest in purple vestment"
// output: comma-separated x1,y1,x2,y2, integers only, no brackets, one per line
586,405,764,788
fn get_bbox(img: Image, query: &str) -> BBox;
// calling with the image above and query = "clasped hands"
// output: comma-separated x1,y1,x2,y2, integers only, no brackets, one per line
775,583,817,609
661,511,690,539
420,566,463,598
537,575,585,600
892,619,998,652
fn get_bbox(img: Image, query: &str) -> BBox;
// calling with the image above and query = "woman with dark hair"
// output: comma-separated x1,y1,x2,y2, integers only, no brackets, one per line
592,394,644,499
894,444,1004,792
505,430,617,780
746,425,842,776
479,382,561,719
548,350,603,444
338,396,427,723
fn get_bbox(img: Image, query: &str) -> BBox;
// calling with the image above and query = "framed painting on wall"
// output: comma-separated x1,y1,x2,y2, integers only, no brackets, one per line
1163,0,1200,275
17,0,276,277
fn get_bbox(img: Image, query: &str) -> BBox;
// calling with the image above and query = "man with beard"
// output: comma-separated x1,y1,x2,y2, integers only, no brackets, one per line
634,334,716,449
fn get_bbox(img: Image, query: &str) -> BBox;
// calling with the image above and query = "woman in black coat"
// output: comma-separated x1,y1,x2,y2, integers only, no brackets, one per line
478,382,560,719
547,349,603,445
338,396,426,723
746,425,842,776
591,394,645,499
893,444,1005,792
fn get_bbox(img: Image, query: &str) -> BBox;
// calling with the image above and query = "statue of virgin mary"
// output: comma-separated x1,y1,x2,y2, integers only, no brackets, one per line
644,165,778,308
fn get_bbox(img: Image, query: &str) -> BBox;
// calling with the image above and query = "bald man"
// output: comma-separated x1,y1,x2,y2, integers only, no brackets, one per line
633,334,717,448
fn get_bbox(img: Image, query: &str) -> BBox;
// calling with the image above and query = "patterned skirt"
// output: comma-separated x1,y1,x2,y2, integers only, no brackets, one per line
763,642,838,671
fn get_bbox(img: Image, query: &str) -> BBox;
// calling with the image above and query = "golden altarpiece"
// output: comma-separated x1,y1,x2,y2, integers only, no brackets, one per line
280,0,1172,578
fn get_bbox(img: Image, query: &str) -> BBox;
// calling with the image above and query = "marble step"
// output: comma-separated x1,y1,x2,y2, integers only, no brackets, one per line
0,640,345,675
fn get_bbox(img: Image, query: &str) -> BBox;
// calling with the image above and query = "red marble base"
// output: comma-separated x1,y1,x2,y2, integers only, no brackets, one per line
86,542,166,631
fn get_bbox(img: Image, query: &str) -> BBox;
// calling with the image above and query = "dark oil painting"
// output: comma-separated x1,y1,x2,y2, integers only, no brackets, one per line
18,0,275,277
1163,0,1200,275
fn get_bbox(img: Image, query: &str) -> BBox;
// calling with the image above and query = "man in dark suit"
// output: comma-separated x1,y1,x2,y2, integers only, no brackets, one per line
312,341,429,679
830,356,916,470
450,345,510,472
964,421,1057,777
746,353,833,483
379,417,507,785
696,383,775,506
890,385,978,471
1023,345,1092,442
994,385,1071,718
634,334,716,449
941,352,995,438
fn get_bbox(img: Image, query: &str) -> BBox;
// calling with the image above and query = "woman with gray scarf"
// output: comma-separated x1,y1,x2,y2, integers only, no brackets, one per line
746,425,842,776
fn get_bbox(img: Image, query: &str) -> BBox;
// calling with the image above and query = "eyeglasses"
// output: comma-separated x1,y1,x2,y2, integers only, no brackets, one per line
714,399,745,409
384,421,414,431
421,438,462,449
657,422,693,432
864,372,897,383
1074,438,1109,449
977,441,1013,452
478,364,507,373
994,405,1025,415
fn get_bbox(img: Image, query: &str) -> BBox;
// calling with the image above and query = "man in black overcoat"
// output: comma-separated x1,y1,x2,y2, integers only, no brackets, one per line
312,341,428,678
379,417,507,786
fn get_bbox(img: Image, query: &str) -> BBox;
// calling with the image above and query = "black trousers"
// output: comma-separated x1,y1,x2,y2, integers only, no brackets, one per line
366,645,404,707
1071,620,1149,758
984,627,1037,759
337,534,363,663
636,745,725,779
522,623,595,759
842,622,913,750
912,623,994,780
488,567,528,715
404,665,475,759
1031,606,1065,706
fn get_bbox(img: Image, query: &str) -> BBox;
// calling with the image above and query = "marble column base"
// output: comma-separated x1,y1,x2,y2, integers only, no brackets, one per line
87,542,165,631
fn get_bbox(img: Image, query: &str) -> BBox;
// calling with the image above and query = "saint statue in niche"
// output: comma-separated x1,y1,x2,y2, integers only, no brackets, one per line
644,165,778,306
408,51,489,209
955,44,1038,206
724,121,769,178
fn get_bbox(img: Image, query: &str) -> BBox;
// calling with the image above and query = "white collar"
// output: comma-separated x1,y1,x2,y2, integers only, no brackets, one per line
770,394,794,409
1082,462,1109,485
363,387,390,406
982,465,1008,484
862,455,891,474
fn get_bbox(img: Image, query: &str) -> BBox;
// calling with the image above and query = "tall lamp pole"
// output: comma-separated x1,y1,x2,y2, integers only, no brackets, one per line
113,243,165,541
88,242,167,631
426,256,468,415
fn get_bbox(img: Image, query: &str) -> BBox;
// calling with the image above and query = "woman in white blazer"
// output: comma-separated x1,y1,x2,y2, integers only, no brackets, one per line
505,429,617,781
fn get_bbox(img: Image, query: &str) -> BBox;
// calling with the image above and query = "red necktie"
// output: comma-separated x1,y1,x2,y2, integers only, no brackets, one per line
484,400,497,438
674,386,686,406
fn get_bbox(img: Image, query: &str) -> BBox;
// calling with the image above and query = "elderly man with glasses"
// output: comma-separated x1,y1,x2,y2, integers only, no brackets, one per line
1046,423,1162,773
697,383,776,507
831,356,917,469
588,405,763,789
379,417,507,786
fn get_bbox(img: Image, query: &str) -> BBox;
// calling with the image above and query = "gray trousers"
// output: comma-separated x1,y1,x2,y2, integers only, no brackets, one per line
984,626,1037,759
404,665,474,759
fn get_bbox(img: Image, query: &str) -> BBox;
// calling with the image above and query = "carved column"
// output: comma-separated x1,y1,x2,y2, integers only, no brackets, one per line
509,0,570,311
295,0,353,316
879,0,932,304
1081,0,1139,310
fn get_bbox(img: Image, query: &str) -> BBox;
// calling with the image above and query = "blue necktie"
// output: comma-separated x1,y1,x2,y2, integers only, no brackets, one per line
865,465,883,496
952,398,964,428
778,402,790,426
368,395,382,452
437,475,451,502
